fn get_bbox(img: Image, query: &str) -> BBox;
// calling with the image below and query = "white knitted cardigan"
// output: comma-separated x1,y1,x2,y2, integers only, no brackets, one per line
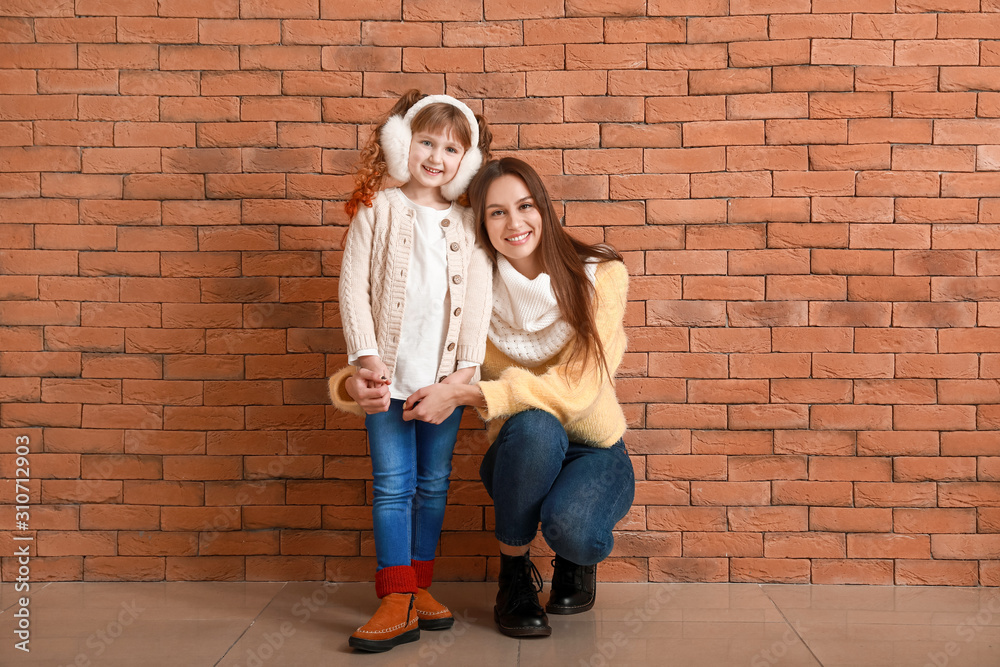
488,256,597,368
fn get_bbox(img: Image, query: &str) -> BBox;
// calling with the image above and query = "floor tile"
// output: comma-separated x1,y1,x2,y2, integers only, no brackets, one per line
762,584,1000,667
0,582,283,666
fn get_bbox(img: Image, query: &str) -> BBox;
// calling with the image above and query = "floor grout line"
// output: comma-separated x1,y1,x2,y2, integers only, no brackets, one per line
212,581,289,667
758,584,826,667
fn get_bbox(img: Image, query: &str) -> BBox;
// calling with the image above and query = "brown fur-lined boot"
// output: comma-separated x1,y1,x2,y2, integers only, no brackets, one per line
413,559,454,630
349,566,419,652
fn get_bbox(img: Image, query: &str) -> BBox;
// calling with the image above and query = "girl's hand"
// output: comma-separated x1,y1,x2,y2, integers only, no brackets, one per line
357,355,390,386
402,383,460,425
346,368,390,414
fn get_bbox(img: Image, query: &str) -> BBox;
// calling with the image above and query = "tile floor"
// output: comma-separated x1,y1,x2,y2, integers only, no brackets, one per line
1,580,998,666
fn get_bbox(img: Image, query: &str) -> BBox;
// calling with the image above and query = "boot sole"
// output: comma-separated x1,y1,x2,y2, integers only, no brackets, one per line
349,627,420,652
494,608,552,637
545,598,595,615
418,617,454,631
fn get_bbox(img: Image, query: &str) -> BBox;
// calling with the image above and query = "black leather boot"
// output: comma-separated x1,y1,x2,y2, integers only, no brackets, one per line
494,552,551,637
545,554,596,615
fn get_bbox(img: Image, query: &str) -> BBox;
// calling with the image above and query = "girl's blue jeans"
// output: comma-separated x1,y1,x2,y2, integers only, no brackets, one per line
479,409,636,565
365,399,464,571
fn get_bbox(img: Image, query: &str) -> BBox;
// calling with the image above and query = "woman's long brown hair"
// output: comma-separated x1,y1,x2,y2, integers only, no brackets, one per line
468,157,623,377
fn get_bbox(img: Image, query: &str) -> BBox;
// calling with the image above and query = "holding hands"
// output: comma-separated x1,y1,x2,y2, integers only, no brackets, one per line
346,357,390,414
344,362,482,424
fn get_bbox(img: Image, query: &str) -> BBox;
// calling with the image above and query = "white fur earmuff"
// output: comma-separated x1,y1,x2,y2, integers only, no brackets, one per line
379,94,482,201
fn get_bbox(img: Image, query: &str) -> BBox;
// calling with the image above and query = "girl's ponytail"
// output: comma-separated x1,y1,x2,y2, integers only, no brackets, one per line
475,113,493,162
454,113,493,208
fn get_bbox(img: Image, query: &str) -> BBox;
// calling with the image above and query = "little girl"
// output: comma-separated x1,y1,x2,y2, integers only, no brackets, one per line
332,90,493,652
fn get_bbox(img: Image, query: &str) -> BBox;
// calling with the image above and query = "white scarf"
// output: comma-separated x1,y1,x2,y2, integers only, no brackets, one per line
489,256,597,368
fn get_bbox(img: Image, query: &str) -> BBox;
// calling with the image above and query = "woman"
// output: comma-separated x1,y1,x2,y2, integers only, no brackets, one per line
333,157,635,638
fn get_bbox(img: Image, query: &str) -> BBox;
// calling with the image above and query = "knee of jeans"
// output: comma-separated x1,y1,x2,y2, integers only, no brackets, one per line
543,529,610,566
540,508,611,566
500,410,568,456
371,473,416,502
504,410,566,439
415,474,450,499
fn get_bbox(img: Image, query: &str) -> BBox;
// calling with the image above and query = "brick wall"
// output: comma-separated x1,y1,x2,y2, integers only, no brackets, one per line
2,0,1000,586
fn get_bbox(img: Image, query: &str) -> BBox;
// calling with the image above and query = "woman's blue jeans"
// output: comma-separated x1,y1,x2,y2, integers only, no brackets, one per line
479,409,636,566
366,399,464,571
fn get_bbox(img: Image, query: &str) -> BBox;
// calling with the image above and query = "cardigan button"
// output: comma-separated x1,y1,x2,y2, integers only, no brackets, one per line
447,342,455,351
452,275,462,284
453,307,461,317
450,242,459,251
441,219,451,227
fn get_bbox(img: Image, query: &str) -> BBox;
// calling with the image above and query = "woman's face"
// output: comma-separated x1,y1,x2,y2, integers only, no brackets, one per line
483,174,543,278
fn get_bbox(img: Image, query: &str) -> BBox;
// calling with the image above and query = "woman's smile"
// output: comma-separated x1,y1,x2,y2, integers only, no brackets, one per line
484,174,544,278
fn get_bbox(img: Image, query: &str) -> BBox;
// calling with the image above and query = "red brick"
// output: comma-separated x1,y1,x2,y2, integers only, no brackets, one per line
692,430,772,455
648,44,727,70
896,40,979,67
941,66,1000,92
942,432,1000,457
36,530,116,557
605,16,684,43
896,560,979,587
766,532,846,558
771,379,852,405
730,353,810,378
931,535,1000,560
122,479,202,508
683,532,763,558
939,482,1000,508
730,404,810,430
729,40,810,67
732,558,811,584
566,43,645,70
729,455,807,481
649,557,728,583
690,68,771,96
813,559,893,585
690,328,768,353
772,481,853,506
856,66,938,92
647,507,726,532
729,302,809,328
849,533,930,559
810,507,891,532
856,482,937,507
895,508,977,534
854,379,936,406
691,481,771,506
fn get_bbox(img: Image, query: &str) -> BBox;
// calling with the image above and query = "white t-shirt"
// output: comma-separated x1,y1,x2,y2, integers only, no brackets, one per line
350,193,475,400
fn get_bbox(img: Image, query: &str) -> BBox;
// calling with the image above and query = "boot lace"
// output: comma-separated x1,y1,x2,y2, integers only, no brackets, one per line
509,557,545,611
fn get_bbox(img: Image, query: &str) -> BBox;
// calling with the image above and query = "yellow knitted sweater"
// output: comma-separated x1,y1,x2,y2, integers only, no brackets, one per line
477,260,629,448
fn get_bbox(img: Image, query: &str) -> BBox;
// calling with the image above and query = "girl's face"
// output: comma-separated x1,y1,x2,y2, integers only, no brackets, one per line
484,174,543,279
404,127,466,203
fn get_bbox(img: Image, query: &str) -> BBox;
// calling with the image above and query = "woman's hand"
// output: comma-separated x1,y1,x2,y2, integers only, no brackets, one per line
403,382,485,424
345,367,390,414
402,384,458,424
